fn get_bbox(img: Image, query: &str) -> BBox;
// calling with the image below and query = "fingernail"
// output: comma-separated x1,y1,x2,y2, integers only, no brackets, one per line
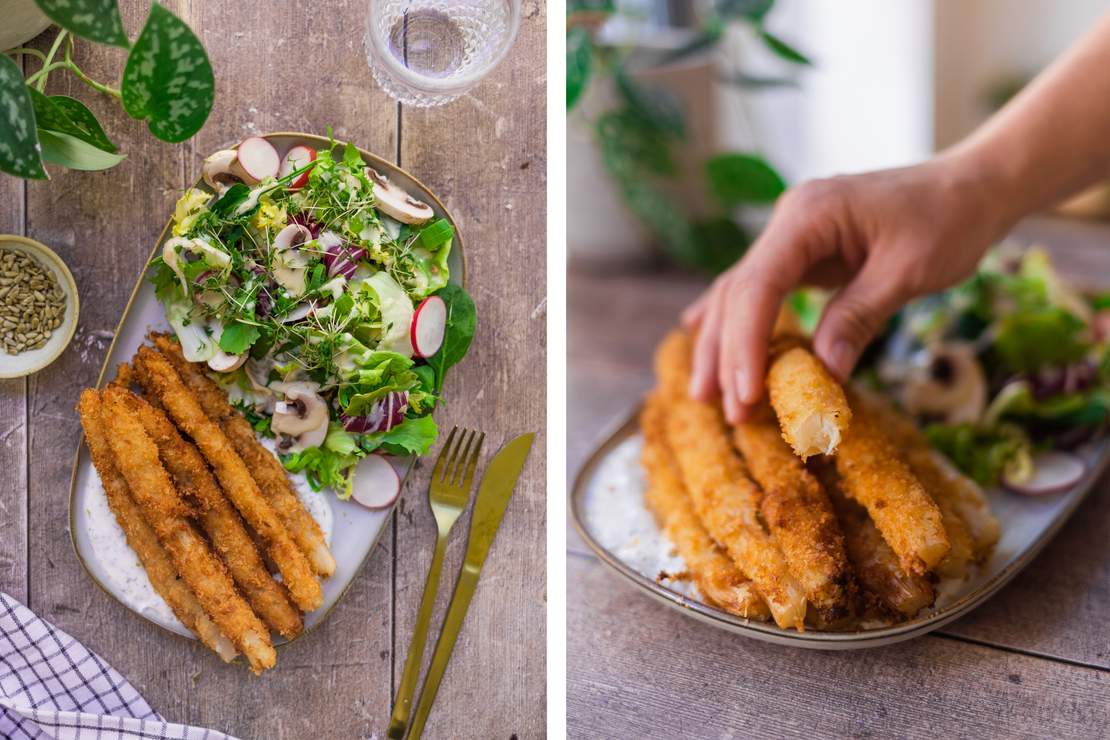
828,340,854,381
723,390,738,424
735,369,754,404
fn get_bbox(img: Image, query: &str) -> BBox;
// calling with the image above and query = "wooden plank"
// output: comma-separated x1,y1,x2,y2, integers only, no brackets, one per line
568,554,1109,740
0,112,28,601
392,3,547,736
940,479,1110,669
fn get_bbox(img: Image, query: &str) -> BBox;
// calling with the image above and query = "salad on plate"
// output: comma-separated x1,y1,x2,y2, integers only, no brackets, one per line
150,134,475,502
793,245,1110,495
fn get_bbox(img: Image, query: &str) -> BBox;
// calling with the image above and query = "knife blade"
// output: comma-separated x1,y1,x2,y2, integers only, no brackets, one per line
405,433,535,739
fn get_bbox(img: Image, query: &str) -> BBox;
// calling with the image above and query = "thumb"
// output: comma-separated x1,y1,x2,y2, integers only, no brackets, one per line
812,259,906,382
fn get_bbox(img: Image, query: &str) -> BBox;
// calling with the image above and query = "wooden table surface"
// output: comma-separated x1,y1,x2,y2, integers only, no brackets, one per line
567,217,1110,739
0,3,546,738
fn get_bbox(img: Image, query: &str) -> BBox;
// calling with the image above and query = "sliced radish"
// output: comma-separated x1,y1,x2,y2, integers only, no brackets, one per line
411,295,446,358
278,301,316,323
231,137,280,185
351,454,401,509
1004,451,1086,495
280,145,317,189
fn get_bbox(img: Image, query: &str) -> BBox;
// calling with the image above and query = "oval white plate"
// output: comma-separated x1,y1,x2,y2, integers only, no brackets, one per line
69,133,464,645
571,409,1110,649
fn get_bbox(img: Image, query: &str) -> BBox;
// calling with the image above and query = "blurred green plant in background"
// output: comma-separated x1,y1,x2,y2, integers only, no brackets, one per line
567,0,809,273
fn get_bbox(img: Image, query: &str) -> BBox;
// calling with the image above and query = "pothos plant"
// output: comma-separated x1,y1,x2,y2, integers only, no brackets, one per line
0,0,214,180
567,0,809,273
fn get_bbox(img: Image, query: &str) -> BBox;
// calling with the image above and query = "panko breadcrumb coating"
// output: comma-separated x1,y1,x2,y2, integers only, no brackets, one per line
854,387,999,561
732,407,855,624
815,461,935,618
125,391,304,639
655,331,807,630
151,333,336,578
134,346,323,612
641,394,771,621
78,390,237,664
99,388,276,673
835,388,950,575
767,345,851,459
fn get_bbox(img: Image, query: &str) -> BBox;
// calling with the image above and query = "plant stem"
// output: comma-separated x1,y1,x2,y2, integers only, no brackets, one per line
35,29,69,91
24,61,68,86
5,47,46,63
62,36,121,99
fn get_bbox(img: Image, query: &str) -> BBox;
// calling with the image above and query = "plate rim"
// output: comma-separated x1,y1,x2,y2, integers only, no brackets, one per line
68,131,466,651
569,401,1110,648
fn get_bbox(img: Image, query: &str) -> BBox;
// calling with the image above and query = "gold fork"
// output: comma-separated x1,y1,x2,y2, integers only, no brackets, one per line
388,426,484,739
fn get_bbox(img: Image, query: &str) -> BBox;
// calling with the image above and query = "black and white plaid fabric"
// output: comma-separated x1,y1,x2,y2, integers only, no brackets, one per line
0,593,236,740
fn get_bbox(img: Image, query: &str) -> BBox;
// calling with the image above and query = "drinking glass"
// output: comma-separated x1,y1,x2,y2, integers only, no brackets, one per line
365,0,522,107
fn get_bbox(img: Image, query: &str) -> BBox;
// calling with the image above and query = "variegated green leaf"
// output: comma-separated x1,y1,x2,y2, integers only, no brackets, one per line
33,0,129,47
0,56,46,179
121,3,214,143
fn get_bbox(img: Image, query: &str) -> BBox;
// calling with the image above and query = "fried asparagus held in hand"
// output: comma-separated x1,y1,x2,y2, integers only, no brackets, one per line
834,388,950,575
767,344,852,460
732,407,855,624
150,333,336,578
815,462,935,617
78,390,237,663
641,394,770,621
134,346,324,612
655,331,807,630
126,393,303,638
98,388,276,673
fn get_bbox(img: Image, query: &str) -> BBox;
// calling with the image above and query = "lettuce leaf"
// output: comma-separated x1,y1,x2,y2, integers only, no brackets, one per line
360,415,438,456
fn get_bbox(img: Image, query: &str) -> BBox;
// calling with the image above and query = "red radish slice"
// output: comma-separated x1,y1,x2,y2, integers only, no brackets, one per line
280,145,317,189
231,137,280,184
411,295,446,358
1004,451,1086,495
351,454,401,509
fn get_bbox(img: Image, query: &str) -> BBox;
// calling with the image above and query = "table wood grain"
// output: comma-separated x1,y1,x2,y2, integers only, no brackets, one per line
0,3,545,738
567,218,1110,738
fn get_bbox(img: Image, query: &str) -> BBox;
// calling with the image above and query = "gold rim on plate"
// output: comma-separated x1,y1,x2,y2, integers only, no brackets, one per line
67,132,467,654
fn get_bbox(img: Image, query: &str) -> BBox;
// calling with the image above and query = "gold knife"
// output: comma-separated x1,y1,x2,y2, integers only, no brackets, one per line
405,432,535,739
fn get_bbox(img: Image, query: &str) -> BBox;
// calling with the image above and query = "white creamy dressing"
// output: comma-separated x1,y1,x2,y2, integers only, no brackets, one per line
587,434,975,623
85,437,334,627
585,436,698,600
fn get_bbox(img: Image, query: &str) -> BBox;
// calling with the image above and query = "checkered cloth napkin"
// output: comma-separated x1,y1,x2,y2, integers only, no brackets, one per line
1,592,237,740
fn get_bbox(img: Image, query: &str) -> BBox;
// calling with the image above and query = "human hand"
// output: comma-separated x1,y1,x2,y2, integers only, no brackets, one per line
684,153,1017,423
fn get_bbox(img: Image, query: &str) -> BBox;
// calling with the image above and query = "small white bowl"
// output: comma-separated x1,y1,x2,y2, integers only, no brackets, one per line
0,235,79,379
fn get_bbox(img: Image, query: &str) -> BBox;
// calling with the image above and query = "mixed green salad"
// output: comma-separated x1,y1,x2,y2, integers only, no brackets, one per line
150,134,475,500
793,246,1110,490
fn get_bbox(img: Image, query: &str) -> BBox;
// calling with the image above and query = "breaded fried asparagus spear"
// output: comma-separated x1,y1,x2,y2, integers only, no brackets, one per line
151,333,335,578
835,388,950,575
855,388,999,561
641,394,770,621
732,406,855,623
78,390,237,664
134,347,323,612
97,389,275,673
125,392,304,638
655,331,807,630
767,344,852,460
815,462,935,618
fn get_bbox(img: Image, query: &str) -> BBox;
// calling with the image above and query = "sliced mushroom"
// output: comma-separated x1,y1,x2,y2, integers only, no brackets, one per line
902,343,987,424
271,381,329,452
365,168,434,224
202,149,244,192
271,223,314,297
208,349,247,373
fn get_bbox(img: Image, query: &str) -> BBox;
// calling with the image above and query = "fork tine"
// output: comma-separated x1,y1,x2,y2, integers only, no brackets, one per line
449,430,476,486
431,426,458,483
459,432,484,491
